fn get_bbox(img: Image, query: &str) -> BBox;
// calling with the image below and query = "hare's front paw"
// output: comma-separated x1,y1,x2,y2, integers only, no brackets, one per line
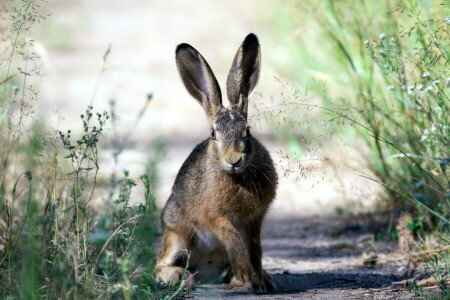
156,266,194,287
252,269,276,293
228,262,253,289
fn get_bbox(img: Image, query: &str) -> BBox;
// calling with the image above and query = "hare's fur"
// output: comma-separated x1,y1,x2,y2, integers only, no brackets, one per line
155,34,277,293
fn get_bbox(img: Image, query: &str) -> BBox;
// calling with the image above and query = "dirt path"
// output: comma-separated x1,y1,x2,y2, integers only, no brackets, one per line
189,216,422,299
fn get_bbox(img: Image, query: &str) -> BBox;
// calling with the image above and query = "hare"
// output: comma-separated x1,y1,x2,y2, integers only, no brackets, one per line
155,33,277,293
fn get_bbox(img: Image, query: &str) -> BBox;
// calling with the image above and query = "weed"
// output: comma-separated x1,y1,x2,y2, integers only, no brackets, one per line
271,0,449,229
409,278,424,296
269,0,450,296
0,1,187,298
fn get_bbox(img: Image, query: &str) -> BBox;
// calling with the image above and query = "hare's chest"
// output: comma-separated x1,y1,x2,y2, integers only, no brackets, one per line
223,182,267,215
200,172,272,218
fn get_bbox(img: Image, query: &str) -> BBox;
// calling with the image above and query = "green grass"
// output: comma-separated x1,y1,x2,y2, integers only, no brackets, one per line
270,0,450,296
0,1,189,298
272,0,449,228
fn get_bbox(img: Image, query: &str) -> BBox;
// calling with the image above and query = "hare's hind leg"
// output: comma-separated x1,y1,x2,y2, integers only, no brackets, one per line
155,230,194,286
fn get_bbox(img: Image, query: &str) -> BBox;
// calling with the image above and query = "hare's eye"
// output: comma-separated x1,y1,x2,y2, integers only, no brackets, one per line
211,129,216,139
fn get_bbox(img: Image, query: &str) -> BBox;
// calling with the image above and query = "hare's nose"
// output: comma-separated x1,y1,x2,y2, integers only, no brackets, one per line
226,157,242,166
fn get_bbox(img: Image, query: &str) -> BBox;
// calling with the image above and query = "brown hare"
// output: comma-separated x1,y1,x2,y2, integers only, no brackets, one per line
155,33,277,293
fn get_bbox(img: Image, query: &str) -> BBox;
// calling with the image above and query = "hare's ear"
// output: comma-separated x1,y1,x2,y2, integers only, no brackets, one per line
176,44,222,119
226,33,261,117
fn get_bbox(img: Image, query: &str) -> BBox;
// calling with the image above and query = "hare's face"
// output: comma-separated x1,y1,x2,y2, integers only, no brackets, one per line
175,34,261,173
209,109,254,173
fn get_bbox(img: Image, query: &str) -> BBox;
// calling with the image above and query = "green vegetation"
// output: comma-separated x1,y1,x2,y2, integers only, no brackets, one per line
0,1,188,298
271,0,449,296
274,0,449,231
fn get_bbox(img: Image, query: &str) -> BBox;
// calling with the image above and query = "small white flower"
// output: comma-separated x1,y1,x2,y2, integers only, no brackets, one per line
416,105,423,110
433,89,440,95
389,37,396,45
408,85,415,90
446,17,450,24
433,79,440,84
424,128,429,135
425,85,433,92
401,85,406,90
430,125,436,132
420,135,427,142
364,39,369,45
433,106,442,112
446,78,450,85
416,84,424,90
387,85,394,90
422,72,430,78
379,32,386,39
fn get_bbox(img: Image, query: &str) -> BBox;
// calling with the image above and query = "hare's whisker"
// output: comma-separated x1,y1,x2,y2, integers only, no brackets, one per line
249,163,276,189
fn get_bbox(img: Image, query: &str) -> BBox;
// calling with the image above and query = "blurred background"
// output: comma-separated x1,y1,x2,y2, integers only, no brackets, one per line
31,0,375,216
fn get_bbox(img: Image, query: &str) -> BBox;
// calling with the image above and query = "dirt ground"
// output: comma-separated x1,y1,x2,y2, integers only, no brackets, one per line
27,0,434,299
188,215,427,299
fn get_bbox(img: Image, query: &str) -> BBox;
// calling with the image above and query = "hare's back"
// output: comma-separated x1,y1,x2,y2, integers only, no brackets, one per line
171,139,209,192
161,140,209,225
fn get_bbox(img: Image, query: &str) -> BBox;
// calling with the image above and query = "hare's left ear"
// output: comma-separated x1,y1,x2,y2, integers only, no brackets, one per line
226,33,261,117
176,43,223,120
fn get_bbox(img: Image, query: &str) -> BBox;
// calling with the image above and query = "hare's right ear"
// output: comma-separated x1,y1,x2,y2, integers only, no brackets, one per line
176,44,222,119
226,33,261,117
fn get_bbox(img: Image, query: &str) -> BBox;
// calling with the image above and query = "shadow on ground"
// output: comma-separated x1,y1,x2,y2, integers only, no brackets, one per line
273,270,402,292
191,269,408,299
188,214,422,299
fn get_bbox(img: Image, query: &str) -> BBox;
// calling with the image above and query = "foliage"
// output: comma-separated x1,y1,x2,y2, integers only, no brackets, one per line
270,0,450,296
0,1,187,298
274,0,449,229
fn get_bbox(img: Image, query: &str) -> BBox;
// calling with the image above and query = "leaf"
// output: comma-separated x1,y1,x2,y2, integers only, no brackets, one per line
12,174,22,196
62,205,74,213
416,277,439,287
